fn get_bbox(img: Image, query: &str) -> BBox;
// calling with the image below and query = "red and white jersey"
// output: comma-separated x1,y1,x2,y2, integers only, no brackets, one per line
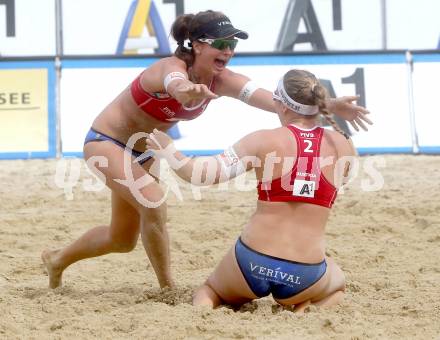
257,125,337,208
130,72,215,122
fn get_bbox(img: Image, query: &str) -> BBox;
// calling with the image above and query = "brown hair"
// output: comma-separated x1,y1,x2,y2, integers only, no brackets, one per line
170,10,225,67
283,69,348,138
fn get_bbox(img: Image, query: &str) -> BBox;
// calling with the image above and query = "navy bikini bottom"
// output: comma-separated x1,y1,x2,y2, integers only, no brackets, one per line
235,237,327,300
84,128,153,165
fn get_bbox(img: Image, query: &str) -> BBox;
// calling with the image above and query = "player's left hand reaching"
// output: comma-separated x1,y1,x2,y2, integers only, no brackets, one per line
327,96,373,131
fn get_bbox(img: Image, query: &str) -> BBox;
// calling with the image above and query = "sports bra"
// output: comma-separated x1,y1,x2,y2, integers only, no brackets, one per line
130,72,215,122
257,125,337,208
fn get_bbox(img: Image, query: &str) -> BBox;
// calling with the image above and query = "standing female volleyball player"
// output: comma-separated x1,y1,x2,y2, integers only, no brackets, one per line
42,10,369,290
147,68,356,310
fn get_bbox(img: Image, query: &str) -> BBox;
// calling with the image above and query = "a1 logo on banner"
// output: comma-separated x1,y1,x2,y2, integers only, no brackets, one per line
0,0,15,37
0,0,55,56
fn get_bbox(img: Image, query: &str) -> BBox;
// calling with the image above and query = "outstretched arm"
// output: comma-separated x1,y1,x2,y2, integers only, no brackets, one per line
153,58,218,106
249,88,372,131
146,129,261,186
216,69,372,131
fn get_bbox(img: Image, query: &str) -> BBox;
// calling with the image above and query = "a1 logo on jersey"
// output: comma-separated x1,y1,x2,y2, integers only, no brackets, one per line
293,179,315,198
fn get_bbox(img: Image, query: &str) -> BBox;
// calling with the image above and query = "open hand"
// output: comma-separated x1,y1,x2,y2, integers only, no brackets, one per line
146,129,174,153
329,96,373,131
146,129,189,170
175,83,218,105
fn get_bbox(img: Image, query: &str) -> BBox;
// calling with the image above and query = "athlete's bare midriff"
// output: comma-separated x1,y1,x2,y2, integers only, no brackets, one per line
241,194,330,264
91,86,175,152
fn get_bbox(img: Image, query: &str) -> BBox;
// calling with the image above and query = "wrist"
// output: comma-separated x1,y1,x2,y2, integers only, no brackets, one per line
162,144,189,170
325,98,336,111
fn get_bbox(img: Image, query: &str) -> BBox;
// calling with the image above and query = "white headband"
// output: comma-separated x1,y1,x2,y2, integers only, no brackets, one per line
274,78,319,116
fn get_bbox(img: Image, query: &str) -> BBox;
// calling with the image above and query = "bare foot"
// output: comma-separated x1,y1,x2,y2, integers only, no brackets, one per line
41,250,63,289
158,276,176,290
293,300,311,313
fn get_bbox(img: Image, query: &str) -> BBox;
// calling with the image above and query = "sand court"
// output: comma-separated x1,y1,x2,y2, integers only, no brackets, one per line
0,155,439,339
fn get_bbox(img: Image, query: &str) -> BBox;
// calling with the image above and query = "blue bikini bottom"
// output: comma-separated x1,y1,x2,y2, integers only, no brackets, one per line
84,128,153,165
235,237,327,300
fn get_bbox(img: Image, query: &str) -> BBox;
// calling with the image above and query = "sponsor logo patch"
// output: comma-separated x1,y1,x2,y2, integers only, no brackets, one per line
293,179,315,198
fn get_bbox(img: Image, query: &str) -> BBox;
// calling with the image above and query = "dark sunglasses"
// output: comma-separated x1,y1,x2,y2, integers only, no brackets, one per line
198,38,238,51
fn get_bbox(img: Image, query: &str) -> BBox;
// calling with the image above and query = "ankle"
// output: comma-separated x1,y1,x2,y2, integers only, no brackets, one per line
159,277,175,289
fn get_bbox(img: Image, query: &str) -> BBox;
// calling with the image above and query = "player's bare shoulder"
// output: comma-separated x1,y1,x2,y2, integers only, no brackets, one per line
141,57,188,92
323,128,356,157
216,67,238,81
143,56,186,77
256,127,289,157
215,68,250,96
156,56,187,72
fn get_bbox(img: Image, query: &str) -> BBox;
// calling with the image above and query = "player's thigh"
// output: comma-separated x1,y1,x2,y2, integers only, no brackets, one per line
207,245,258,305
108,190,140,245
84,141,165,210
311,257,345,303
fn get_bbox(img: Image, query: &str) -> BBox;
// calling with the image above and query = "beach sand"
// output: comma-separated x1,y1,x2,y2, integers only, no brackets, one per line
0,155,439,339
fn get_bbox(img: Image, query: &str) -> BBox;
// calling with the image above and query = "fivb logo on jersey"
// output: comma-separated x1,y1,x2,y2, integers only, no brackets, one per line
299,131,316,138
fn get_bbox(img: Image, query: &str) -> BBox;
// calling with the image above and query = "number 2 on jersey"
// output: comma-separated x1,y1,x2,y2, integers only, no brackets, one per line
304,139,313,153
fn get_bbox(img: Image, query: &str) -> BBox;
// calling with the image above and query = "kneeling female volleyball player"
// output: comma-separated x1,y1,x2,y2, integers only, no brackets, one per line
146,69,357,310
